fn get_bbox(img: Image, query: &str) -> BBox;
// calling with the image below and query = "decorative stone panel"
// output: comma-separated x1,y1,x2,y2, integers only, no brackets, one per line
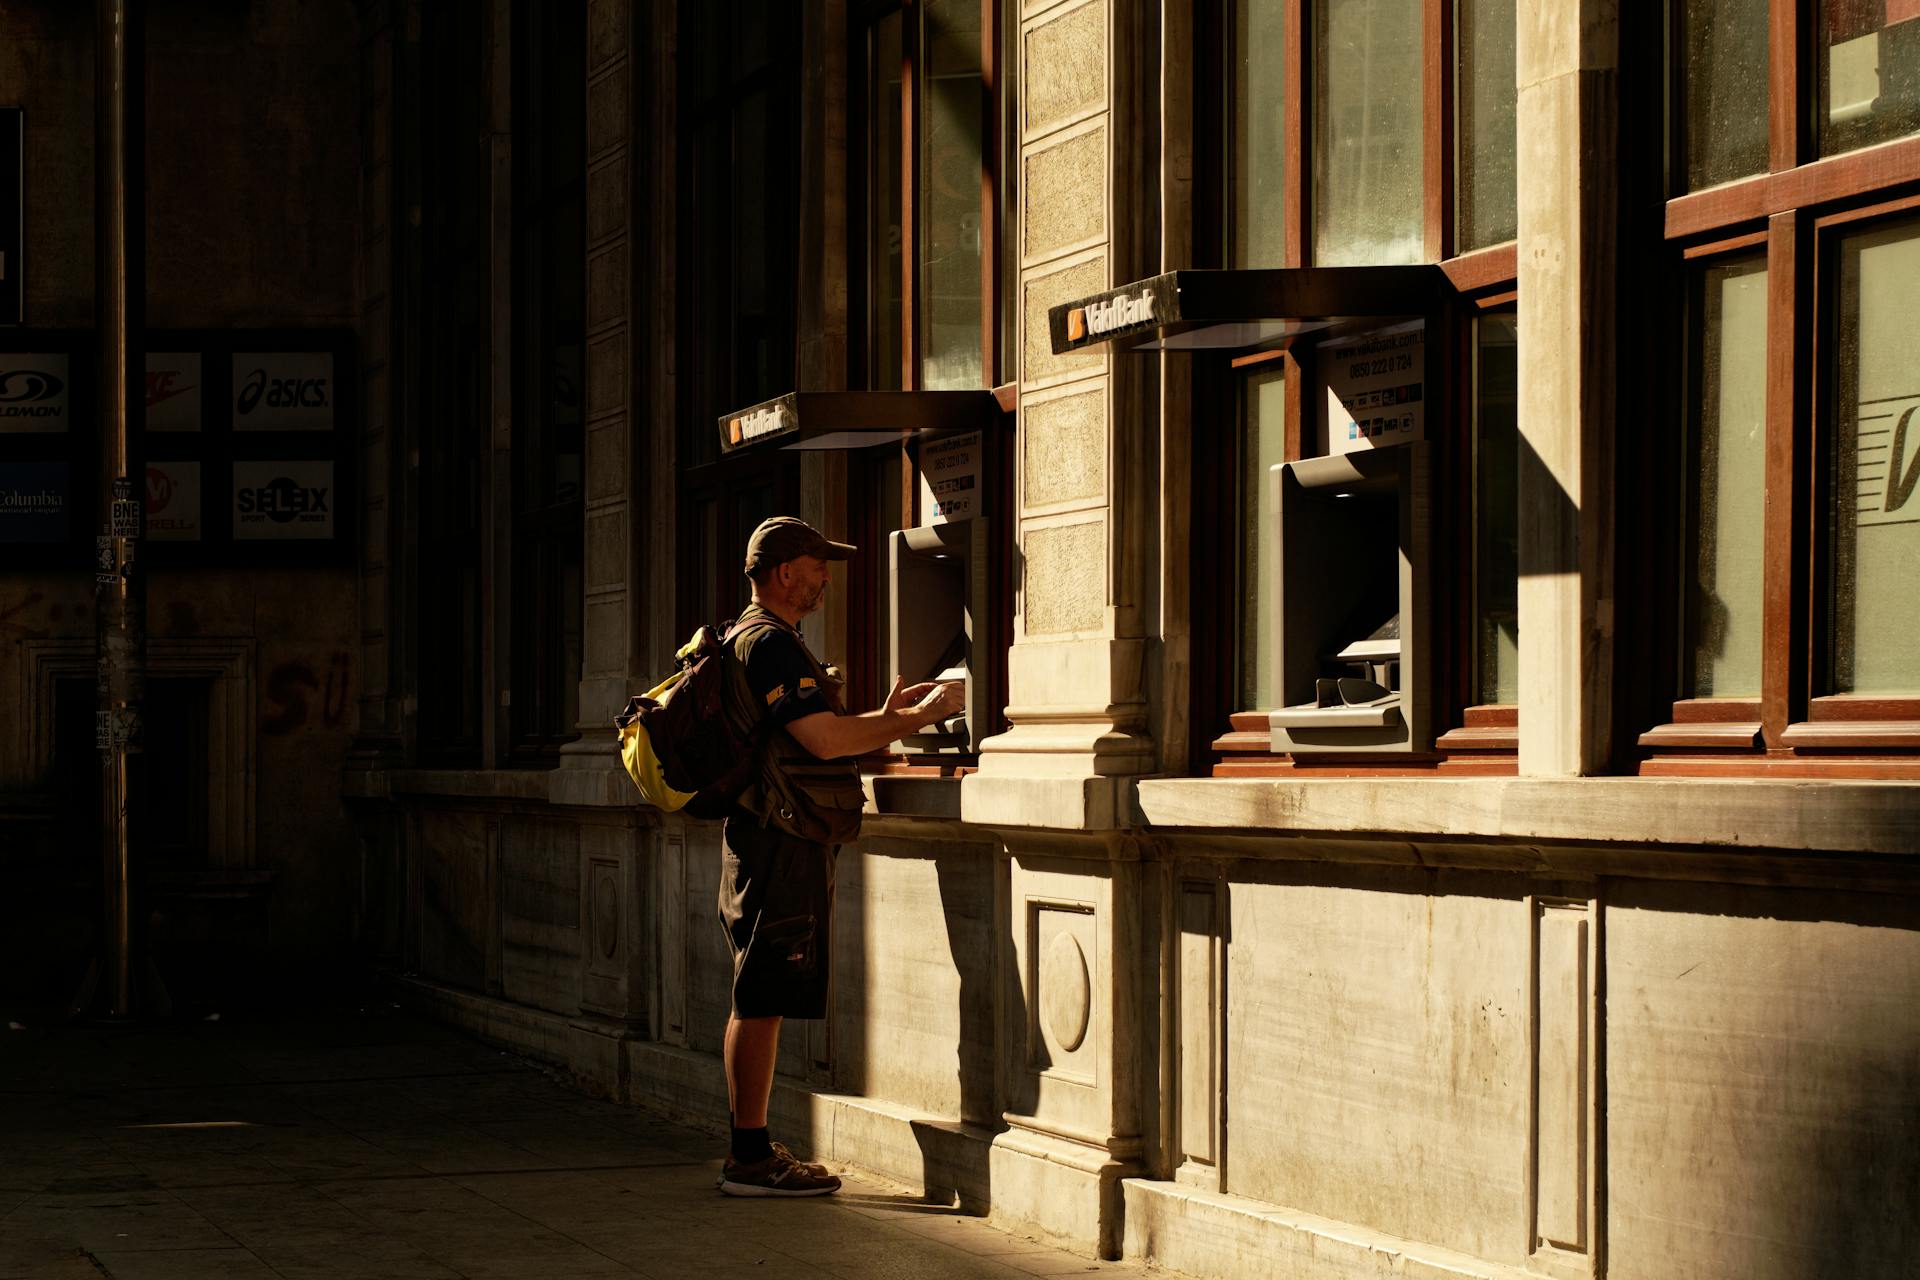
1022,384,1107,509
1023,122,1106,262
1023,517,1107,636
1023,0,1106,139
1021,253,1106,389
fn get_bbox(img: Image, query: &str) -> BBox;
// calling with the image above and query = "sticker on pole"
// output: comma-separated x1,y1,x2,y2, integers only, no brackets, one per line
110,498,141,539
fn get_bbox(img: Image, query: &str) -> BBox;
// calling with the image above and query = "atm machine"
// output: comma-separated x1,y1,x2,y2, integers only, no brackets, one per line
887,515,991,753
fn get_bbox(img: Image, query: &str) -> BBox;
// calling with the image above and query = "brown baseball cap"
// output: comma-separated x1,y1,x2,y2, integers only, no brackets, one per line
743,515,857,574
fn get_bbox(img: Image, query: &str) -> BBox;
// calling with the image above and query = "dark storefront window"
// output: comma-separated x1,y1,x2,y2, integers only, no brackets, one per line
675,1,803,640
415,6,489,765
509,0,586,759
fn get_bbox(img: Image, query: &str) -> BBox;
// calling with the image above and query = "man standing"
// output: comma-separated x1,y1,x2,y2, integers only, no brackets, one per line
716,516,964,1197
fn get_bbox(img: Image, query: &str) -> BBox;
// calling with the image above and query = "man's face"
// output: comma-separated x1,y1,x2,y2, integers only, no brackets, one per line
782,554,831,616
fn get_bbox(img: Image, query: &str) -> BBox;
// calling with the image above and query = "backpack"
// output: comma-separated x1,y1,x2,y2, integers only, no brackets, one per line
615,618,773,819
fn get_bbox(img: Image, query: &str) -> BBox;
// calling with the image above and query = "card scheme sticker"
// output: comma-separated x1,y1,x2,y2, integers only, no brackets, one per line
232,352,334,430
0,354,71,433
233,460,334,539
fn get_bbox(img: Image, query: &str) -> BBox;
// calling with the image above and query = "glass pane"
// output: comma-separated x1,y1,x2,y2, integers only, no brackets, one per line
1473,314,1519,704
1679,0,1769,190
1232,0,1288,267
1820,3,1920,157
1313,0,1424,266
920,0,985,389
1457,0,1516,248
1239,366,1288,709
869,11,904,390
1685,258,1767,698
1829,217,1920,695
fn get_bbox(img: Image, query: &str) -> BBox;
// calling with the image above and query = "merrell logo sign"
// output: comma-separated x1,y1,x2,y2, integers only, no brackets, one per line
729,405,788,445
1071,290,1156,341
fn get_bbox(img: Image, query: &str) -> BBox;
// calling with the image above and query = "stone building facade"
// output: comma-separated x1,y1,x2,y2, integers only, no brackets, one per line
4,2,1919,1277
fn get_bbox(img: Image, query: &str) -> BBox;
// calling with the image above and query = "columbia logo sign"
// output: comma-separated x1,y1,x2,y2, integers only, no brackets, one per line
1071,290,1156,341
729,405,787,445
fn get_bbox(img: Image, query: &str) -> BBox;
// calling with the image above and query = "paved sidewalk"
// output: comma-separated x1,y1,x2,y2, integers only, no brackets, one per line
0,1008,1151,1280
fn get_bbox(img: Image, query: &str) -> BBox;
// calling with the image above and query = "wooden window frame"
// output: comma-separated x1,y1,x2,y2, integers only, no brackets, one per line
1639,0,1920,778
845,0,1015,774
1196,0,1520,777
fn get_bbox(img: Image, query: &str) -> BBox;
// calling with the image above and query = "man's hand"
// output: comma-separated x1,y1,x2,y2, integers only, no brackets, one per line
788,677,967,760
911,679,965,726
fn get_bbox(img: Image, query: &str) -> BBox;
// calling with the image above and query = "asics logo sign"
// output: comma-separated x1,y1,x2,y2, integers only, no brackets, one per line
237,367,329,415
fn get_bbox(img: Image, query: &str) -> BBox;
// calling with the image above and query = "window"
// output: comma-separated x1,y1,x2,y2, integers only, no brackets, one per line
1646,0,1920,774
674,1,804,644
845,0,1013,762
854,0,996,391
415,5,489,765
1197,0,1522,775
509,0,585,759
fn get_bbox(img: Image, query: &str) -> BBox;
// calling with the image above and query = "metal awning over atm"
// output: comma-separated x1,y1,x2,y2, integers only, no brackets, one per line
1047,266,1448,356
717,390,1001,456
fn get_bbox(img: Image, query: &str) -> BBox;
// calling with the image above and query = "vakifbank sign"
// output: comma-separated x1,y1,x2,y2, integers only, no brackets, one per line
1048,275,1179,354
718,395,798,453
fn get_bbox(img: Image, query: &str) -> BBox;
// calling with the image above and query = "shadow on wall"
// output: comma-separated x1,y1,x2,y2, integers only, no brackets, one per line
907,852,1010,1214
1604,878,1920,1280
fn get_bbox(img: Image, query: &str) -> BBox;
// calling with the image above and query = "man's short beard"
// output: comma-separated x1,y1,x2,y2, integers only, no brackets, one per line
796,580,828,614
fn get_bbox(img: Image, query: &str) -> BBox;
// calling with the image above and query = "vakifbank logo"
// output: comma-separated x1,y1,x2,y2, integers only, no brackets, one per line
1079,289,1157,338
728,404,788,446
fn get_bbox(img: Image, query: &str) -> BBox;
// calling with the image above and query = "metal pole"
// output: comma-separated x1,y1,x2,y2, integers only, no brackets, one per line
94,0,144,1019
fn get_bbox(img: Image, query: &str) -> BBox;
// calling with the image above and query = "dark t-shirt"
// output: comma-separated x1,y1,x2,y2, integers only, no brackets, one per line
736,610,836,730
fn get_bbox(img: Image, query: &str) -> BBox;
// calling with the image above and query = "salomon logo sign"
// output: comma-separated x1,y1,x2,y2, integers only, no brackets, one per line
0,356,71,431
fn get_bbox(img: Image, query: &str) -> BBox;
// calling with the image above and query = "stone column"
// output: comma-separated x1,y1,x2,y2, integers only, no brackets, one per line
967,0,1157,825
1515,0,1617,776
558,0,639,795
971,0,1158,1257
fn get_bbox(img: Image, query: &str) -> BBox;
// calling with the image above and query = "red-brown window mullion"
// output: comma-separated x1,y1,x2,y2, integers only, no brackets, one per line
1423,0,1454,262
1766,0,1803,174
1284,0,1306,268
1760,208,1811,747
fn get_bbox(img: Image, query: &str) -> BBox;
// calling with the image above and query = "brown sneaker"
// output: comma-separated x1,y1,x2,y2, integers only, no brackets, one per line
718,1151,841,1197
770,1141,830,1178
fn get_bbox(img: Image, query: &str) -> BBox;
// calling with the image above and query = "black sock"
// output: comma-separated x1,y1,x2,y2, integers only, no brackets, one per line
731,1125,772,1163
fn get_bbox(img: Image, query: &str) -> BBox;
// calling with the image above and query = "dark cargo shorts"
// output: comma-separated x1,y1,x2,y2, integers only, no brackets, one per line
717,814,836,1020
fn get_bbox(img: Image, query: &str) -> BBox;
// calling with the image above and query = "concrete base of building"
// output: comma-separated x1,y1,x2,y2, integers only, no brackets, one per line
1122,1179,1530,1280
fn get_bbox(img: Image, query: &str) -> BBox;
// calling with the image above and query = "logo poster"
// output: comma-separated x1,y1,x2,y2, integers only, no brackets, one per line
145,461,202,541
232,352,334,431
1323,326,1425,456
918,431,983,525
146,352,202,431
0,462,70,542
0,353,70,432
233,460,334,539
